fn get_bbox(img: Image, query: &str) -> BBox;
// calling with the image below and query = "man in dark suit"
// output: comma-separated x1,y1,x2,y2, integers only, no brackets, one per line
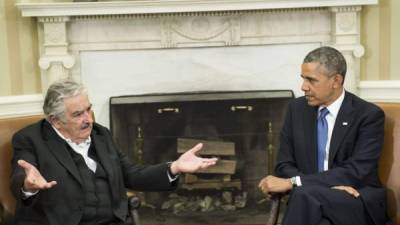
258,46,390,225
10,79,217,225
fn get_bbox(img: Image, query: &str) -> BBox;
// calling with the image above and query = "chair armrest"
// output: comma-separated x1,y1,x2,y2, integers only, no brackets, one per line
0,203,13,225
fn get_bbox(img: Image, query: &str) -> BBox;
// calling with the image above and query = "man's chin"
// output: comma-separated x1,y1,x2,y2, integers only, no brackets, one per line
306,100,318,106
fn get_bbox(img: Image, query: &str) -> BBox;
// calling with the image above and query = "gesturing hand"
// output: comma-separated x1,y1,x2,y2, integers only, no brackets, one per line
17,159,57,192
170,143,218,175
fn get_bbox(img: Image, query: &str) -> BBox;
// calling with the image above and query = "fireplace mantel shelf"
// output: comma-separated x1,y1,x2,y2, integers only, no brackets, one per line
17,0,377,17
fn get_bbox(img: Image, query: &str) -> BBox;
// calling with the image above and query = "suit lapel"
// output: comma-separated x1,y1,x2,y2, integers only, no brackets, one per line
328,92,354,167
92,132,119,201
92,133,115,188
304,104,319,172
43,122,83,185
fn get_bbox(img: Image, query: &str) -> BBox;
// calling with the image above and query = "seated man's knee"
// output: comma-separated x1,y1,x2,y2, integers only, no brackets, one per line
289,185,325,202
318,218,333,225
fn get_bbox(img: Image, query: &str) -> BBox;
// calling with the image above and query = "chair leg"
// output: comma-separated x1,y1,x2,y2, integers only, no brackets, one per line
266,194,282,225
128,196,141,225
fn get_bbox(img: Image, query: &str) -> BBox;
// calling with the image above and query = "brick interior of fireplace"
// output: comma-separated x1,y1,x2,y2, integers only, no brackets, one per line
109,90,293,225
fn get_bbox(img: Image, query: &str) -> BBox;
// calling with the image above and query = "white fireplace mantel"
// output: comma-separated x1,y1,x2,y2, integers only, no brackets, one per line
16,0,378,91
18,0,378,17
9,0,398,122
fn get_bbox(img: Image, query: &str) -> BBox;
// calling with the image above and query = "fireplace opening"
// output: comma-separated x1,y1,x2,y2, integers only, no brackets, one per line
109,90,293,225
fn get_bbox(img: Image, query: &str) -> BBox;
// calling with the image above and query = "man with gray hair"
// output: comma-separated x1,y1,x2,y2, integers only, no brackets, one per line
259,46,391,225
10,79,217,225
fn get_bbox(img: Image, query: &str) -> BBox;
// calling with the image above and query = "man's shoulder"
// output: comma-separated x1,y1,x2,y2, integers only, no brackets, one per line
288,96,309,109
292,96,307,104
14,119,46,136
345,91,383,114
92,123,112,136
12,119,48,144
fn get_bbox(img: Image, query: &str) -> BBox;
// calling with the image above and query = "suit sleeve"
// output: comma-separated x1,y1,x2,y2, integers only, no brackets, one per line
275,101,304,178
102,127,178,191
119,150,178,191
10,130,40,205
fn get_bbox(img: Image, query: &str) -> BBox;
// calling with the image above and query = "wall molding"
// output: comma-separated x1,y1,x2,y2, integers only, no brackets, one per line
0,94,43,119
17,0,378,17
1,80,398,119
359,80,400,103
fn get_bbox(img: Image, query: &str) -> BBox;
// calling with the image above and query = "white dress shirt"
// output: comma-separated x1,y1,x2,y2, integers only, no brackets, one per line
318,89,345,171
52,126,97,172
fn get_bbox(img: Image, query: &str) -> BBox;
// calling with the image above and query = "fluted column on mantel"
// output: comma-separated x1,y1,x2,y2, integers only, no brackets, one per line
38,16,75,92
330,6,364,94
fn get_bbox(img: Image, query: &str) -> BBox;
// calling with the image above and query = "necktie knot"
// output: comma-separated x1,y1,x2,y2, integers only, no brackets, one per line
319,107,329,119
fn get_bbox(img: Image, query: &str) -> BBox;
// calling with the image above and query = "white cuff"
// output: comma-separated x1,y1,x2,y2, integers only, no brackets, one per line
295,176,302,186
167,171,179,182
166,162,179,182
21,188,39,199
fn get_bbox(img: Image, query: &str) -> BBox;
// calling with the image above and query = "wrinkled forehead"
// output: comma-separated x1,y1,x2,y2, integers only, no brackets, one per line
63,95,91,113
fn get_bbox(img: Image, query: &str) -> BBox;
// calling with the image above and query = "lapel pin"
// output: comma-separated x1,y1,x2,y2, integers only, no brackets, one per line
342,122,348,126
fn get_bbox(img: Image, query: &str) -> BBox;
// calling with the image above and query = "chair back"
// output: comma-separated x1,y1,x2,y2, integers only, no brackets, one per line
0,115,43,221
377,103,400,225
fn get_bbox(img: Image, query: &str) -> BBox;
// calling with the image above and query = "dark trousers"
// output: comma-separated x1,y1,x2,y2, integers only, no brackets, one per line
282,185,374,225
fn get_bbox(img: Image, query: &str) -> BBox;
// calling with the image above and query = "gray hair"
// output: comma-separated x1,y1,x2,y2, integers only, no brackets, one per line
43,79,88,122
303,46,347,83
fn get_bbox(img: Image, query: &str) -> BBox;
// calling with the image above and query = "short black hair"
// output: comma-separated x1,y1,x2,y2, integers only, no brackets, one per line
303,46,347,82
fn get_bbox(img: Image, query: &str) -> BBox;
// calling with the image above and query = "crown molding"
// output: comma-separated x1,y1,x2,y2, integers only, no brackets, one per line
17,0,378,17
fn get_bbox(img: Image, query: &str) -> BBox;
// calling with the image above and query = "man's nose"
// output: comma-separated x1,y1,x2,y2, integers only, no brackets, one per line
83,110,94,123
301,81,309,92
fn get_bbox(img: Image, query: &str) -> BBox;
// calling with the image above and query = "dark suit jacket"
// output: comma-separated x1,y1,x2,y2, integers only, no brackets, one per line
10,120,177,225
275,91,387,225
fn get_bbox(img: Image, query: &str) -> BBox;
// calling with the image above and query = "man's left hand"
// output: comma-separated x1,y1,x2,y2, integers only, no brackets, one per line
331,185,360,198
170,143,218,175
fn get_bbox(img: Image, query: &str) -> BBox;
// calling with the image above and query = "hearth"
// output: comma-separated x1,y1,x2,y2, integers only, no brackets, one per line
109,90,293,225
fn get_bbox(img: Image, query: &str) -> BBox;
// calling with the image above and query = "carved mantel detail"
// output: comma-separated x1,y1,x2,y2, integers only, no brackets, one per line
161,14,241,48
37,16,75,89
17,0,378,94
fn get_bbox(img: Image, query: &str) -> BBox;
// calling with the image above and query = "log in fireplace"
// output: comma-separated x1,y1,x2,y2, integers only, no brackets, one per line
110,90,293,225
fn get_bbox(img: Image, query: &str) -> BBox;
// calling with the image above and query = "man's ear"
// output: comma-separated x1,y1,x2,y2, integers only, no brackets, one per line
49,115,62,128
333,74,343,88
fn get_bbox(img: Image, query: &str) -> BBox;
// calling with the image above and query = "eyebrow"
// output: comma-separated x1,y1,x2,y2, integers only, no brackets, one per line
72,104,92,117
301,74,318,81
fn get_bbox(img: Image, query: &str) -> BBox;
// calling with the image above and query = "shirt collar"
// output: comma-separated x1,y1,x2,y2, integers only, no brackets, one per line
51,125,91,147
319,88,345,118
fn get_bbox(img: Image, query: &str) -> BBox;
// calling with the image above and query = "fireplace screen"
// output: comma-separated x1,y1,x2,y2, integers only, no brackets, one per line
109,90,293,225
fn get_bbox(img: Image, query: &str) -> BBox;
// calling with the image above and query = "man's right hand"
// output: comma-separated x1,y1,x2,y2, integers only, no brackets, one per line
17,159,57,192
258,175,293,194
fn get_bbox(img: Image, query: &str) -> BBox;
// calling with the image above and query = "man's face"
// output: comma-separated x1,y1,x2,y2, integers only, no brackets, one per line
53,95,93,144
300,62,342,107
